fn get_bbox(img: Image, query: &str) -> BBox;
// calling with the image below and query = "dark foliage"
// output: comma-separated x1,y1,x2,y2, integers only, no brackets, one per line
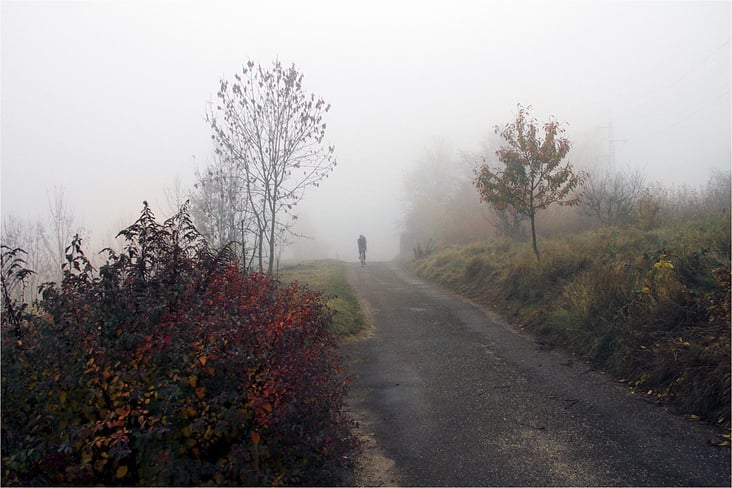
1,202,356,486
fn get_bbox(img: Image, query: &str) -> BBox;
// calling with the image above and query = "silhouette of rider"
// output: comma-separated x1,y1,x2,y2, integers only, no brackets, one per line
357,234,367,265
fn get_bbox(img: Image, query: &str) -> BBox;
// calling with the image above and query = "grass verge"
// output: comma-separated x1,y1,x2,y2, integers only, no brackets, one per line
411,216,731,430
280,259,366,338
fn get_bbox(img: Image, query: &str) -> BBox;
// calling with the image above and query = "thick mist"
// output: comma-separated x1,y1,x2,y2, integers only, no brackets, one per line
2,1,730,263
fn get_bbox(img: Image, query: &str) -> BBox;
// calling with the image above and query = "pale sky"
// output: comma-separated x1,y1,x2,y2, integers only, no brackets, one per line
2,0,730,260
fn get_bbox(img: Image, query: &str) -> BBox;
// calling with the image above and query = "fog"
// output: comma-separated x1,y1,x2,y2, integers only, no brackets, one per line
2,1,730,262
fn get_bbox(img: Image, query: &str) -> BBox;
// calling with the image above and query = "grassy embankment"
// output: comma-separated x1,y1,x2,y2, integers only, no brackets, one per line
411,215,731,429
280,259,366,339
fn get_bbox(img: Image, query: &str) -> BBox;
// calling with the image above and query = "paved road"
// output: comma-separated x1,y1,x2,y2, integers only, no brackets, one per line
342,262,730,486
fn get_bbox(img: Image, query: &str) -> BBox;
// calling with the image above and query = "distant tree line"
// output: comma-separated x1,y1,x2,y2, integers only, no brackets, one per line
1,187,83,304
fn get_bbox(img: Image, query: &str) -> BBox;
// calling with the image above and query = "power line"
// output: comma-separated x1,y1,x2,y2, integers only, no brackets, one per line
622,37,731,118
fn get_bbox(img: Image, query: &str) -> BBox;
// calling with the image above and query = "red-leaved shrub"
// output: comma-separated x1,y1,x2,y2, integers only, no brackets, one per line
1,203,356,486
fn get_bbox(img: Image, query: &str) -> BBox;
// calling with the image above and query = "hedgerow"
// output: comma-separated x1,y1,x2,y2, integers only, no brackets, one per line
1,203,356,486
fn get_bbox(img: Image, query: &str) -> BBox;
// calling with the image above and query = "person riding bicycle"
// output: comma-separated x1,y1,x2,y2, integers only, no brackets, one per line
357,234,367,266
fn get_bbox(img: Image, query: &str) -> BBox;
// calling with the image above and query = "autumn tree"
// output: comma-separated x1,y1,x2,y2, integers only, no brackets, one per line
471,133,528,240
474,104,584,262
207,60,337,274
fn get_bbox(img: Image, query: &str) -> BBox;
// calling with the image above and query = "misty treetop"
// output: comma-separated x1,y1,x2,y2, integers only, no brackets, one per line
204,59,337,274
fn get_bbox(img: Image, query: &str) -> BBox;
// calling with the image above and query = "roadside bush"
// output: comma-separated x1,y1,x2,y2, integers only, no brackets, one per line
1,203,356,486
464,256,486,281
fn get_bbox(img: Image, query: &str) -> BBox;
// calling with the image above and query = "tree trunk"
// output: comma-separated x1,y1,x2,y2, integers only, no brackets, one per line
530,212,540,263
257,229,264,272
529,174,540,263
267,212,276,275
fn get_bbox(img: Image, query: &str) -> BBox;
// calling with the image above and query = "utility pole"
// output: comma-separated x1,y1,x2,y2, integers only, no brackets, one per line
602,116,628,171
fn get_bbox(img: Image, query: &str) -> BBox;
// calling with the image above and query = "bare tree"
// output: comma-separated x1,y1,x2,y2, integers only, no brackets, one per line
42,187,80,281
1,188,84,300
207,60,337,274
162,174,191,219
703,168,731,215
582,166,646,226
1,216,49,303
191,149,257,270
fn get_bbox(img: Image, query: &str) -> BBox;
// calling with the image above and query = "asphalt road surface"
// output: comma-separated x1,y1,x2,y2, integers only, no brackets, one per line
342,262,730,487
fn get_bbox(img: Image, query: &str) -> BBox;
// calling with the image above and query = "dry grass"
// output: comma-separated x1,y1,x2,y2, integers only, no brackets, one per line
412,216,731,426
279,259,366,338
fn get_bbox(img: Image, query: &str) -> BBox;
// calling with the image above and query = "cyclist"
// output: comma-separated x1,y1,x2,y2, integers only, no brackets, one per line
357,234,367,267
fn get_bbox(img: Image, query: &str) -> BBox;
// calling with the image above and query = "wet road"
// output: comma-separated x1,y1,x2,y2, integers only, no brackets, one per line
342,262,730,486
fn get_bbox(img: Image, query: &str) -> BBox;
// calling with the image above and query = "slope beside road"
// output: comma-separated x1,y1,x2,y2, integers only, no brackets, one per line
341,261,730,486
